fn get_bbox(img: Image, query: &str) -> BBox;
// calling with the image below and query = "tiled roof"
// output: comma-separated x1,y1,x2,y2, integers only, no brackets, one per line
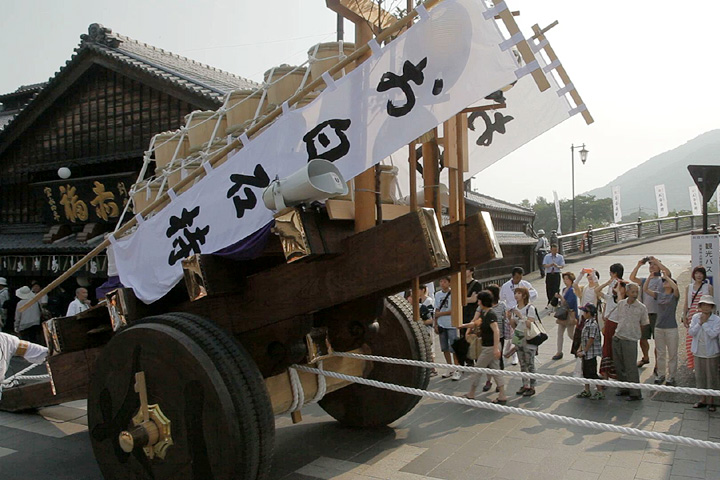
0,24,259,140
0,231,91,254
81,23,259,102
495,231,537,246
465,190,534,216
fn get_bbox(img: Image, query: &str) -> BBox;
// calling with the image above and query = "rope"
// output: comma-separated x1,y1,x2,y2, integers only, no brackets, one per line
332,351,720,397
287,368,305,413
293,364,720,451
1,362,47,386
309,360,326,404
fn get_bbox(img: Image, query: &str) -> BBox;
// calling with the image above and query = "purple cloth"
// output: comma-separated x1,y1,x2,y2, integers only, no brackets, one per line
96,276,123,300
212,221,273,260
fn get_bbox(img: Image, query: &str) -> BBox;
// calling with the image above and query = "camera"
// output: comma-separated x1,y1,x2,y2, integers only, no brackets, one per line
654,271,661,277
641,257,650,264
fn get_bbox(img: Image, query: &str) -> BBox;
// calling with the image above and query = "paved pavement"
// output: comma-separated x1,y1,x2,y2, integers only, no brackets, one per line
2,235,718,480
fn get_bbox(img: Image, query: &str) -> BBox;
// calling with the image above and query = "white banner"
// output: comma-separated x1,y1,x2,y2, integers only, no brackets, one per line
612,186,622,223
716,186,719,212
691,234,720,311
553,190,562,234
689,185,702,216
113,0,522,303
654,184,668,218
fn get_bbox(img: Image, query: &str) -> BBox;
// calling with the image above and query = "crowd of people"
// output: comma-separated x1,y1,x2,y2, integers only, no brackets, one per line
0,277,92,348
408,250,720,411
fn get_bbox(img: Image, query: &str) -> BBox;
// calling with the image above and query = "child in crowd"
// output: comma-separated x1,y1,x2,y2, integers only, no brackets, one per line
576,303,604,400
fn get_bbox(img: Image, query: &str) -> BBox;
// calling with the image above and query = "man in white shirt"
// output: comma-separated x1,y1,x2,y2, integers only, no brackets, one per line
434,276,461,381
534,230,550,278
66,288,91,316
500,267,538,310
0,278,9,330
613,283,650,401
0,332,48,399
542,244,565,308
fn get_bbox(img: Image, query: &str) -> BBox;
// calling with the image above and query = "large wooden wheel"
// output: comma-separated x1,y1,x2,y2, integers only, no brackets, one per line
88,313,274,480
319,295,432,427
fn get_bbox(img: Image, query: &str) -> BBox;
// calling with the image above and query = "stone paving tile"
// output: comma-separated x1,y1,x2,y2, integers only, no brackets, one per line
600,465,640,479
635,461,672,480
642,448,676,465
606,450,644,469
569,453,610,474
493,460,534,480
670,459,708,478
562,469,600,480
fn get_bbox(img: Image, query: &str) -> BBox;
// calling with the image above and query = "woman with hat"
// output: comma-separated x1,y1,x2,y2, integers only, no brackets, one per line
13,286,44,346
688,295,720,411
576,303,604,400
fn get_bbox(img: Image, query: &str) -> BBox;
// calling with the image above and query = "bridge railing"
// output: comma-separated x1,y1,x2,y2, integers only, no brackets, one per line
557,213,720,255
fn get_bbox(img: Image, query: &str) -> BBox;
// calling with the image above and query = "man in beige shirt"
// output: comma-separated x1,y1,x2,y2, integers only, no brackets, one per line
612,283,649,400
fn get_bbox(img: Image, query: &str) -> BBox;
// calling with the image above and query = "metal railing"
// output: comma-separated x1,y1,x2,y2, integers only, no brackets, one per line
557,213,720,255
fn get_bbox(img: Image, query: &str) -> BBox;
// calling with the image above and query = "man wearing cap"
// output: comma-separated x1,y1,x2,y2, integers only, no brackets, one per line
613,283,650,401
0,278,9,330
14,286,44,346
534,230,550,279
0,332,48,398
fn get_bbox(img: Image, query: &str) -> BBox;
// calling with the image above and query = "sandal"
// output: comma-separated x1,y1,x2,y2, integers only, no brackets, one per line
482,381,492,392
693,402,706,409
461,393,475,400
522,388,536,397
636,358,650,368
516,386,528,395
709,405,717,412
492,398,507,405
576,390,592,399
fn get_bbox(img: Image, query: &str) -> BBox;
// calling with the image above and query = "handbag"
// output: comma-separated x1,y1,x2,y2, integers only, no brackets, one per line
466,333,483,361
554,304,569,320
526,307,548,346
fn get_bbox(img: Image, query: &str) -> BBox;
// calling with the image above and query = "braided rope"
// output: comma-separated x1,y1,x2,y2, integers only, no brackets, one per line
332,351,720,397
287,367,305,413
293,364,720,451
1,362,47,386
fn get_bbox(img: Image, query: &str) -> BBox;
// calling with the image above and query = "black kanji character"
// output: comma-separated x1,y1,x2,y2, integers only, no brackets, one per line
303,119,352,162
376,57,442,117
226,164,270,218
468,111,514,147
166,206,210,266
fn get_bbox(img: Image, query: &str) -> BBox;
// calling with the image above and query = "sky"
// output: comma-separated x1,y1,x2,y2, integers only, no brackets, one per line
1,0,719,206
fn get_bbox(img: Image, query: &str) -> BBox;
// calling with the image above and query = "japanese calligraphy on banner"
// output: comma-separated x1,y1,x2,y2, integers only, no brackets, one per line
553,190,562,234
691,234,720,310
612,186,622,223
113,0,522,303
689,185,702,216
654,184,668,218
36,174,133,224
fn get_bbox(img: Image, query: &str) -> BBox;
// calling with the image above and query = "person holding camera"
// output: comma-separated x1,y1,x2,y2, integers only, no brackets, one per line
643,270,680,385
682,266,714,370
629,256,671,369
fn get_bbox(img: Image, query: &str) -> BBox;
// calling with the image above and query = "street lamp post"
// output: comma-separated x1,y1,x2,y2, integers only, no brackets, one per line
571,143,589,232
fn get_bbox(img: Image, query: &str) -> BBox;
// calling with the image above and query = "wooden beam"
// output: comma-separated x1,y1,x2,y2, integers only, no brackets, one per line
460,103,507,114
177,209,450,332
531,24,593,125
325,0,397,33
325,199,411,221
495,9,550,92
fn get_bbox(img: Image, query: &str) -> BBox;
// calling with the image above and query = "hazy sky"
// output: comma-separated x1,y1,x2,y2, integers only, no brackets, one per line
2,1,718,205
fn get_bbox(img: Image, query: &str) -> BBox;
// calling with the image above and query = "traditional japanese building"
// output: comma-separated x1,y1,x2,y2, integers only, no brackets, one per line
0,23,257,309
463,189,537,284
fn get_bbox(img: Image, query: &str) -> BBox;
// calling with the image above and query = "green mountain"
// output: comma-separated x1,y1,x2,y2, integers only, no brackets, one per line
584,129,720,214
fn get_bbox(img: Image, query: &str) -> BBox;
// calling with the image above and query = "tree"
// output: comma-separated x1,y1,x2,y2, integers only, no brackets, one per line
526,194,613,234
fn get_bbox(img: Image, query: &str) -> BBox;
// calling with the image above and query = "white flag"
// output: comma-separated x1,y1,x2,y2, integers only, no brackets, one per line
113,0,522,303
553,190,562,234
654,184,668,218
716,186,720,213
689,185,702,215
612,186,622,223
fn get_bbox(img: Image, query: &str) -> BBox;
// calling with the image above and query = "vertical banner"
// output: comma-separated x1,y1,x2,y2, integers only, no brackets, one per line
689,185,702,216
654,184,669,218
553,190,562,234
612,186,622,223
716,186,720,212
691,234,720,311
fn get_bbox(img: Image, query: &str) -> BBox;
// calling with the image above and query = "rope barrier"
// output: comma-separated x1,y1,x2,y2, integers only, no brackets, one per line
1,362,48,386
293,364,720,451
331,351,720,397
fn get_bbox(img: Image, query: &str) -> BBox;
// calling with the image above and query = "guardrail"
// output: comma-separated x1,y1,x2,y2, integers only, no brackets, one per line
557,213,720,255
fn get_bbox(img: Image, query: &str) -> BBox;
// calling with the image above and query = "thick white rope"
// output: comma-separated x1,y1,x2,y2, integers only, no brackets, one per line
309,359,326,404
1,362,50,386
287,367,305,413
293,364,720,451
332,351,720,397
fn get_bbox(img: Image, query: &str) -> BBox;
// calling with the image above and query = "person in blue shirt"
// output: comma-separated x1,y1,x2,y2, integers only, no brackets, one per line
553,272,578,360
